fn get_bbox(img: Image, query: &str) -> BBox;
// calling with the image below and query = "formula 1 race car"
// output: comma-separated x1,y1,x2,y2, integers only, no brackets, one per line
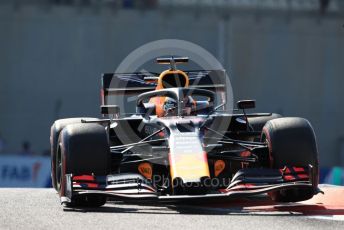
50,57,319,207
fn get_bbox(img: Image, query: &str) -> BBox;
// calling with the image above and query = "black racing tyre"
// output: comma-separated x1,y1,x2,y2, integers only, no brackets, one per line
50,118,98,191
57,123,110,207
261,117,319,202
248,113,282,131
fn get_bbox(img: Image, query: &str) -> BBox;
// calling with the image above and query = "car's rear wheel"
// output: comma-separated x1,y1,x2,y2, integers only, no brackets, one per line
57,123,110,207
261,117,319,202
50,118,98,191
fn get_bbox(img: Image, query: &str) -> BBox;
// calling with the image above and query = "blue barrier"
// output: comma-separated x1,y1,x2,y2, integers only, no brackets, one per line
0,156,51,188
320,167,344,185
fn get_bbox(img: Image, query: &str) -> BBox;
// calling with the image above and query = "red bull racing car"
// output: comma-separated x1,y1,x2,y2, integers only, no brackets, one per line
50,57,319,207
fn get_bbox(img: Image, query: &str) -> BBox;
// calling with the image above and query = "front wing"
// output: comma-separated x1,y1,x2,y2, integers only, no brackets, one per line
60,166,316,204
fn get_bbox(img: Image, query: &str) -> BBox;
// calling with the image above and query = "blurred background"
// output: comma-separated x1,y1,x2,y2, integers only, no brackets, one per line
0,0,343,187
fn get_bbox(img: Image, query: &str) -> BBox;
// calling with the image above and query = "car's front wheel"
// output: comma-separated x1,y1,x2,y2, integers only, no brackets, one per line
261,117,319,202
50,118,99,191
57,123,110,207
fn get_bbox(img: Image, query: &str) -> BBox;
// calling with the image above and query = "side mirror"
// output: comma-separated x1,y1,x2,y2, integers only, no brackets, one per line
237,100,255,110
101,105,120,115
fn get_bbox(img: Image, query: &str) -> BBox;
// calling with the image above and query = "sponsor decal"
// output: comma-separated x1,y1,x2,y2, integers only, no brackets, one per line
214,160,225,177
0,156,50,187
138,162,153,179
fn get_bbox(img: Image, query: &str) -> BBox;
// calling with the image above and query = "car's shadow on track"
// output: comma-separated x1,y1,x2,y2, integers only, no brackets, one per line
62,187,344,216
62,199,320,216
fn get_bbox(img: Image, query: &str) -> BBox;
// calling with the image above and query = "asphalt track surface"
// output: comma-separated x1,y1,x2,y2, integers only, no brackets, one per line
0,188,343,230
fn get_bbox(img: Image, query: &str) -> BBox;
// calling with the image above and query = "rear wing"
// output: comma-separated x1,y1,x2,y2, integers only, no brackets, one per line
101,70,227,111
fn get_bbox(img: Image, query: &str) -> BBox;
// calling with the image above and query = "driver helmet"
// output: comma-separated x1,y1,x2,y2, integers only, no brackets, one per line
163,96,194,116
163,97,177,116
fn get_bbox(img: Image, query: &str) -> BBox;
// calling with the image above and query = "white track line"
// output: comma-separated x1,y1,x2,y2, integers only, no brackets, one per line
307,215,344,221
